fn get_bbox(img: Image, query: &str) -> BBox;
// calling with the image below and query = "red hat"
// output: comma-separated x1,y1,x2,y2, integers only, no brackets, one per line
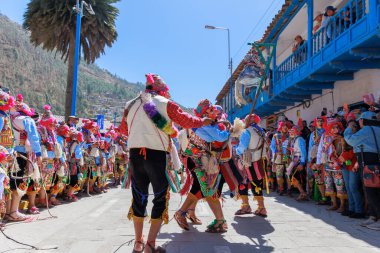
290,125,302,136
313,116,327,127
56,123,70,136
194,99,212,117
344,112,356,121
40,105,57,128
16,93,23,103
325,118,344,134
277,121,292,132
0,152,7,163
145,73,169,97
82,119,97,130
245,114,261,125
13,102,34,117
0,90,15,112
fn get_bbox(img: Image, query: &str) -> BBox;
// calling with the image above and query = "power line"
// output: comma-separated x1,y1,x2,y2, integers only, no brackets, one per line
231,0,278,60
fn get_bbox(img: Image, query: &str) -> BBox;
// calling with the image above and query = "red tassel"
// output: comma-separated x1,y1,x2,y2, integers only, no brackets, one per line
220,163,238,192
179,167,193,196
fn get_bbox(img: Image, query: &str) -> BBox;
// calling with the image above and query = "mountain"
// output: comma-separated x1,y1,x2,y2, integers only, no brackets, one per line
0,13,144,121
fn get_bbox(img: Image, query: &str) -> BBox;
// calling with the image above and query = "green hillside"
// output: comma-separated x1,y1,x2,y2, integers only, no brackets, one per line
0,13,143,121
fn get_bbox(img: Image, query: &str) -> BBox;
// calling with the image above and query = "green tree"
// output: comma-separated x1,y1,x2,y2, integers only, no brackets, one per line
23,0,119,120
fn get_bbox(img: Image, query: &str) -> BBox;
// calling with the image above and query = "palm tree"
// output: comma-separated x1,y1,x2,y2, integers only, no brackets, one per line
23,0,119,120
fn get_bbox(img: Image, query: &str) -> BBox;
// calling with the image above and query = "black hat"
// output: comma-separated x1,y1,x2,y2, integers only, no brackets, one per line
324,6,337,16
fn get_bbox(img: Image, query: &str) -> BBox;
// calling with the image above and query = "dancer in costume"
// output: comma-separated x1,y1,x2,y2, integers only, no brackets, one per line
270,121,291,195
36,105,65,207
114,129,128,187
235,114,268,217
99,136,111,193
0,148,12,229
177,127,204,225
122,74,212,253
308,116,328,204
287,125,308,201
82,119,102,194
214,106,240,200
174,100,230,233
68,115,79,129
6,98,42,221
265,130,276,191
104,127,118,187
67,129,84,201
0,89,15,228
54,122,70,202
317,118,347,212
0,90,15,154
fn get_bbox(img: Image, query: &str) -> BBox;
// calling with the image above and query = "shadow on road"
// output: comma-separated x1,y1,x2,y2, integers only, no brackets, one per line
158,216,275,253
272,194,380,249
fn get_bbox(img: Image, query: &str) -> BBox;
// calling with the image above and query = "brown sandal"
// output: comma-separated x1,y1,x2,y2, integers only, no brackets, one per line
4,212,31,222
254,208,267,218
132,240,145,253
235,205,252,215
174,211,189,231
186,213,202,225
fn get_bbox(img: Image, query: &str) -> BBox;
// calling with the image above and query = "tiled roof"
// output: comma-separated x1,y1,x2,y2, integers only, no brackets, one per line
216,0,297,102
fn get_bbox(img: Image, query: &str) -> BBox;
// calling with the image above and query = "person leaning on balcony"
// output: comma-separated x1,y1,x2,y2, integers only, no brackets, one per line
292,35,306,64
321,6,337,42
313,12,323,35
344,111,380,231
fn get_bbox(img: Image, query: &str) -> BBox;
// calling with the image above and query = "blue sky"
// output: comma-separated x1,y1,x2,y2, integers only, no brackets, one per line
0,0,282,108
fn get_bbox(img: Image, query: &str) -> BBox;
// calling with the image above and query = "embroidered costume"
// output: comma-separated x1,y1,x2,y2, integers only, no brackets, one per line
270,121,291,194
317,118,347,212
235,114,268,217
123,74,205,252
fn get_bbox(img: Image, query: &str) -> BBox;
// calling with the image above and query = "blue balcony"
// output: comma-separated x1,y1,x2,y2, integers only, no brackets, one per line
229,0,380,119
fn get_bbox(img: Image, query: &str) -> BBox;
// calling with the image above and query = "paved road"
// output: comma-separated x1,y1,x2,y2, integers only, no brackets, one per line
1,186,379,253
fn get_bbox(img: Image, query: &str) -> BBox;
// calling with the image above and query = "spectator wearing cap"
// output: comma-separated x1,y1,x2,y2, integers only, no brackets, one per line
321,6,337,43
344,111,380,230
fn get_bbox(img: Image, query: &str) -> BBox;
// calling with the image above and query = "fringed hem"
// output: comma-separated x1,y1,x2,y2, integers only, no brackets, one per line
161,187,170,224
149,218,163,224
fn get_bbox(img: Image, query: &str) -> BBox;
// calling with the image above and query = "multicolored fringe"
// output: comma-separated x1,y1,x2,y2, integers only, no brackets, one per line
141,93,178,138
194,169,221,197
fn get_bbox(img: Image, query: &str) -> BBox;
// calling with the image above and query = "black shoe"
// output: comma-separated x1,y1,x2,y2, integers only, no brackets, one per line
349,212,366,219
341,210,354,216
